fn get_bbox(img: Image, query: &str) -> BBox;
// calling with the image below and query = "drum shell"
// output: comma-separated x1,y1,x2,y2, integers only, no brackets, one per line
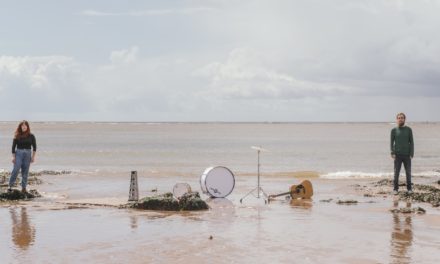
200,166,235,198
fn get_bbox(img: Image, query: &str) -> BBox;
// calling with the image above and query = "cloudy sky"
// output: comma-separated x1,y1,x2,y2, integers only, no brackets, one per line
1,0,439,122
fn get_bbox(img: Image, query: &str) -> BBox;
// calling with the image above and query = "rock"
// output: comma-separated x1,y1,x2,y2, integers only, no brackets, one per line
28,176,43,185
375,179,391,186
0,189,41,201
130,192,209,211
0,170,70,188
1,170,70,178
39,170,72,175
337,200,358,205
415,184,440,192
400,207,413,214
374,179,409,187
178,192,210,211
415,207,426,214
405,186,440,207
371,179,440,207
390,206,426,214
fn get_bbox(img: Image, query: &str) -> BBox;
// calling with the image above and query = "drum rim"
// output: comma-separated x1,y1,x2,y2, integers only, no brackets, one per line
173,182,192,199
200,166,235,198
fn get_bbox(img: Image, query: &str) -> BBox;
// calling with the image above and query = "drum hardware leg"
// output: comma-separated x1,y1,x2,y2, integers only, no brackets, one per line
240,186,268,203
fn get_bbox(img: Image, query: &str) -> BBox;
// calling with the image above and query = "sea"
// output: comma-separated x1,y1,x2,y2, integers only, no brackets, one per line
1,122,440,264
1,122,439,179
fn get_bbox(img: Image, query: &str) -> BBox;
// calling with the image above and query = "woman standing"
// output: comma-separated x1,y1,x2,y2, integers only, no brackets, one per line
9,120,37,193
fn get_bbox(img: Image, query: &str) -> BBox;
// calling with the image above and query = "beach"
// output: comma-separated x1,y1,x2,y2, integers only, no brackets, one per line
1,122,440,263
3,0,440,262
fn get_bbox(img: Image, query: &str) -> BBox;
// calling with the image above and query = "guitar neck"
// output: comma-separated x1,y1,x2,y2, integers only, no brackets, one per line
268,191,291,199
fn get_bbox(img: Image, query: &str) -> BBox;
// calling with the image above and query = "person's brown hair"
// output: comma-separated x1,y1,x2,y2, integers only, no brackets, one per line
396,112,406,119
15,120,31,139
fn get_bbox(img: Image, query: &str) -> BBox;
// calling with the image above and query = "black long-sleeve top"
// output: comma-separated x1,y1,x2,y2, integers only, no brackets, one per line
12,134,37,154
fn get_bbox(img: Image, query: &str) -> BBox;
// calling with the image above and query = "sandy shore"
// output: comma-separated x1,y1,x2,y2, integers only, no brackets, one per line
1,173,440,264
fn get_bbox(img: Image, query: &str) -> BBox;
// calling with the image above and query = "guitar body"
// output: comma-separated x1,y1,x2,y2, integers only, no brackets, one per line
268,180,313,201
289,180,313,199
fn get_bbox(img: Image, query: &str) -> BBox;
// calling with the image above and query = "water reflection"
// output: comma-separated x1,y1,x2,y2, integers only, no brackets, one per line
390,200,413,264
205,197,234,210
205,198,236,222
290,198,313,209
130,215,138,230
10,207,36,250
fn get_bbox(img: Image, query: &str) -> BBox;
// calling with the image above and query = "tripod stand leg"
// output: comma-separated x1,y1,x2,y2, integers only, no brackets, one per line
258,187,269,204
240,186,270,203
240,187,258,203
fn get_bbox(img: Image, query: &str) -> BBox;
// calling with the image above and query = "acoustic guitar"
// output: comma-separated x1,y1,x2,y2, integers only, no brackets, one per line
268,180,313,200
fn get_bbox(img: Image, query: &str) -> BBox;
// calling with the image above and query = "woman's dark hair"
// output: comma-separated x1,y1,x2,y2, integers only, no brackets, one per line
15,120,31,139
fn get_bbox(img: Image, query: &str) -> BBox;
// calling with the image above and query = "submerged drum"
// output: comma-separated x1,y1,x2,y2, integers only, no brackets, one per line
173,183,192,199
200,166,235,198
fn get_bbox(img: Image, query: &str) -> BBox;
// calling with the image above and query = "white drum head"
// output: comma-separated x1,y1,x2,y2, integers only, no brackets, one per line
173,183,192,199
200,166,235,198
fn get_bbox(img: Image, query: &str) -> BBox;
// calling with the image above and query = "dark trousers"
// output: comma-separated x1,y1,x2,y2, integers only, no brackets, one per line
394,154,412,191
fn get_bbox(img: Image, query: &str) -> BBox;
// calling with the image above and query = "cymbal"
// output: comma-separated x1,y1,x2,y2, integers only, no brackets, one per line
251,146,268,152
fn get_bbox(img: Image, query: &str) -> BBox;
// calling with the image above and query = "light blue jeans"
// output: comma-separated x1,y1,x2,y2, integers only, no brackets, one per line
9,149,32,189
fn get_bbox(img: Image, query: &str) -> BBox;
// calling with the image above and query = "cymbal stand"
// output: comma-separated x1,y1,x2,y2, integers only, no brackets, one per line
240,146,268,204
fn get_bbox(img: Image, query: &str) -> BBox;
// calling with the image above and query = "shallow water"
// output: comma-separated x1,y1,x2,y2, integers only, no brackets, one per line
1,177,440,264
1,122,439,263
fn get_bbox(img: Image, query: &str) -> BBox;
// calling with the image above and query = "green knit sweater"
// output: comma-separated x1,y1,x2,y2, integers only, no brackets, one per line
390,126,414,156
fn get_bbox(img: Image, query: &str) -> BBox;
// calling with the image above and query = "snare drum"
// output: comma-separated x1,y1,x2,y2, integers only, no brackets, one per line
200,166,235,198
173,183,192,199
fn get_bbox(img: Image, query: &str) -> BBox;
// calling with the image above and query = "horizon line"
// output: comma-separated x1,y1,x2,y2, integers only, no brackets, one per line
1,120,439,124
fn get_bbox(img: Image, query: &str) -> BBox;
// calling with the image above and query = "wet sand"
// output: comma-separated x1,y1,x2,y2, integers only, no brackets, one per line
1,174,440,264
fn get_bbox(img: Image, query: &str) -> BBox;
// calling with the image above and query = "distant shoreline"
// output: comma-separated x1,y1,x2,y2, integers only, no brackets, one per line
1,121,439,124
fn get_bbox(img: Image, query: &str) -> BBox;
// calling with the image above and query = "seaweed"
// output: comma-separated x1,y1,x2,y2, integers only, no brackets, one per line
0,189,41,201
130,192,209,211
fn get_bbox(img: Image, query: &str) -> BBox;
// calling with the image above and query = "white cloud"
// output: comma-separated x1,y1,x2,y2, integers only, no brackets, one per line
83,47,205,119
81,10,115,17
2,42,438,122
191,0,440,98
194,48,354,99
0,49,204,121
0,55,92,120
110,46,139,64
0,55,79,92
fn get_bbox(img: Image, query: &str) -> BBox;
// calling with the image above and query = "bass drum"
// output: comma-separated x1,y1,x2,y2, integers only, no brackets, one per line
200,166,235,198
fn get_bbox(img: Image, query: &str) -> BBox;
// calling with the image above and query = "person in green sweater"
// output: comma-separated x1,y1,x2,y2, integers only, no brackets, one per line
390,113,414,195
